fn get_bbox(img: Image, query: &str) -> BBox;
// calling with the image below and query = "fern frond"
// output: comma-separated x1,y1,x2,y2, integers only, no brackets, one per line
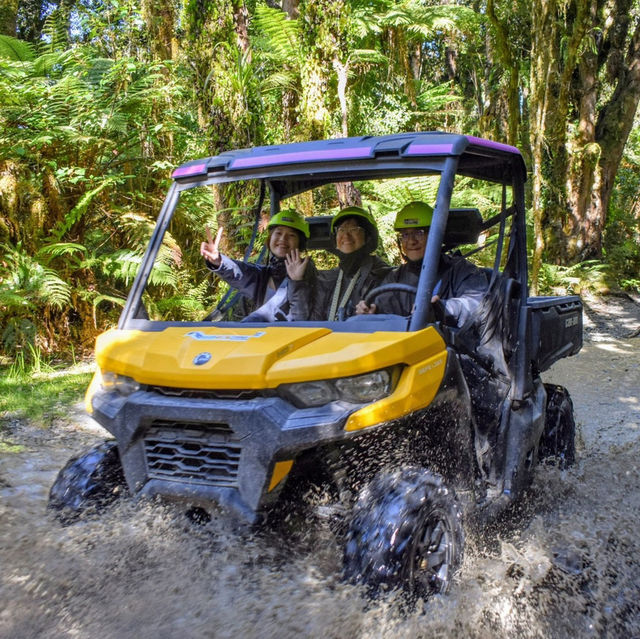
261,70,298,92
253,5,300,63
147,261,179,288
100,250,143,286
349,49,388,66
49,177,120,241
0,245,71,309
37,242,88,264
84,57,116,87
33,49,75,76
369,176,440,209
0,35,35,62
0,290,35,310
41,10,70,53
92,294,127,309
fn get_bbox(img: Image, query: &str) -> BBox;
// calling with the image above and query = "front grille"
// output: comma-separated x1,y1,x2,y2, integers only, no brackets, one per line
144,421,242,487
149,386,261,400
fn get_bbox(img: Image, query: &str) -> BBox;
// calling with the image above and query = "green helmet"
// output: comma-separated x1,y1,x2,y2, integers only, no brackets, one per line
330,206,376,234
394,201,434,230
331,206,379,254
267,208,310,238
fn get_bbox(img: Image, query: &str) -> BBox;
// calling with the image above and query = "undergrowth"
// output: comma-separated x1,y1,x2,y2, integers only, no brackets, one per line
534,260,631,296
0,356,94,430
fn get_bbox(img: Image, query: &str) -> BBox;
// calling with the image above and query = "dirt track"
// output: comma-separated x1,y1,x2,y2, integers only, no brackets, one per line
1,294,639,638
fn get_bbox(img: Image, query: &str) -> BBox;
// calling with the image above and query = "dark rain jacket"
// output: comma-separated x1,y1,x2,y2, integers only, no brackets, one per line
207,254,316,322
373,254,489,327
289,252,392,321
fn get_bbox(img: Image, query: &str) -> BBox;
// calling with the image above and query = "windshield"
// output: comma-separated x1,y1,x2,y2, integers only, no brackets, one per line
122,172,516,329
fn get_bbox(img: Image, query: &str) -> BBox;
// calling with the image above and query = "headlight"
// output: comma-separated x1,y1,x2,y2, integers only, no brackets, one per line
101,371,141,396
279,368,395,408
334,370,391,403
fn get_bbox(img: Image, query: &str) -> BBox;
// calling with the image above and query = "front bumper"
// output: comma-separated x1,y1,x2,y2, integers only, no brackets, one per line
91,388,360,522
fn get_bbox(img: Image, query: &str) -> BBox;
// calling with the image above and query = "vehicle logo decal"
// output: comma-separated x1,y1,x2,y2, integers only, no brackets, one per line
193,352,212,365
186,331,266,342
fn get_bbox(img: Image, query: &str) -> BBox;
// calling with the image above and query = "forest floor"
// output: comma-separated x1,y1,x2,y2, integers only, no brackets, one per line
0,292,639,639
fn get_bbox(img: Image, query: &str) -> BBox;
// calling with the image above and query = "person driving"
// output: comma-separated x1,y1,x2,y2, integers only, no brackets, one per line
356,201,488,327
290,206,391,320
200,209,314,322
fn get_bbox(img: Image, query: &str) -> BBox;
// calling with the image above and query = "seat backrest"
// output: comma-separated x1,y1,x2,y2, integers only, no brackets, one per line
443,208,483,249
304,208,484,252
306,215,334,251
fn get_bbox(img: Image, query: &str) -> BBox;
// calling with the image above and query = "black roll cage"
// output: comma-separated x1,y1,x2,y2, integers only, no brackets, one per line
121,153,528,338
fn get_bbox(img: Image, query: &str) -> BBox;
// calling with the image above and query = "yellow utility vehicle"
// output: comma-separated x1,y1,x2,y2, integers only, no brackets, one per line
49,133,582,597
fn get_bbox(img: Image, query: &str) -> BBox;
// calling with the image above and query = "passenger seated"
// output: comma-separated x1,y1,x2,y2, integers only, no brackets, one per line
289,206,391,320
200,209,315,321
356,201,488,327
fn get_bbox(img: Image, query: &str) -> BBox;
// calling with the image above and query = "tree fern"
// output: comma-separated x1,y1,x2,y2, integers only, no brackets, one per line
253,5,301,63
37,242,88,267
0,35,35,62
0,244,71,310
368,175,441,210
40,9,71,53
49,177,122,241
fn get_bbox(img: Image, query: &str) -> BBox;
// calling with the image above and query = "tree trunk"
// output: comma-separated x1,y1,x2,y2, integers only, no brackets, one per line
566,6,601,261
233,0,251,59
142,0,176,61
333,58,349,138
529,0,557,292
592,17,640,257
282,0,299,19
529,0,593,282
0,0,18,36
486,0,519,145
299,0,344,139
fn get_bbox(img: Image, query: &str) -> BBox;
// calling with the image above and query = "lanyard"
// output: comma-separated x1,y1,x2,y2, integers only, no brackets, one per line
328,267,361,321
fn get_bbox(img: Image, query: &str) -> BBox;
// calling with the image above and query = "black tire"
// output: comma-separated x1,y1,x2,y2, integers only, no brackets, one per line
48,439,127,521
539,384,576,469
344,467,464,598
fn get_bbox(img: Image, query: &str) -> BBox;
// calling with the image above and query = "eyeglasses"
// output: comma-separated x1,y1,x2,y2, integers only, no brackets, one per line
336,224,365,236
398,229,427,241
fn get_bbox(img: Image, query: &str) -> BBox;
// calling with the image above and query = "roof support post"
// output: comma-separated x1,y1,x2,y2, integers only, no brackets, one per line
410,156,459,331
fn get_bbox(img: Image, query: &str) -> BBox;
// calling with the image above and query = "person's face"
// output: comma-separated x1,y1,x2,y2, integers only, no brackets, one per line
399,227,428,262
269,226,300,257
335,218,366,254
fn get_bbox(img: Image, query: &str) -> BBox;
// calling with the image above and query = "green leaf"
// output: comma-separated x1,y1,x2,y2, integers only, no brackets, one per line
49,178,119,241
92,294,126,308
0,36,35,62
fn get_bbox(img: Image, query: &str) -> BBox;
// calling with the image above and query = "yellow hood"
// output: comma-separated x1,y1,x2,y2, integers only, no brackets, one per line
95,325,446,389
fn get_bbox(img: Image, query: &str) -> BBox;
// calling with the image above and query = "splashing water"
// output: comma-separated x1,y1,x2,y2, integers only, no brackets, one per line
1,339,639,638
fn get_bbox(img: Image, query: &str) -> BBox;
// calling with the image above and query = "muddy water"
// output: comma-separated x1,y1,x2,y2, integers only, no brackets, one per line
1,338,639,638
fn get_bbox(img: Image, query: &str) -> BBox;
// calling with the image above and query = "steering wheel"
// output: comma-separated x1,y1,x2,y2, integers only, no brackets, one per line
363,283,418,306
363,283,446,323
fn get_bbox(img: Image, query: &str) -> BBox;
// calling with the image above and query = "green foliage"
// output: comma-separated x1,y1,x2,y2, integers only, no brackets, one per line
0,364,93,428
0,0,638,357
0,243,71,355
0,34,35,61
605,139,640,293
0,243,71,310
0,25,197,356
535,260,611,296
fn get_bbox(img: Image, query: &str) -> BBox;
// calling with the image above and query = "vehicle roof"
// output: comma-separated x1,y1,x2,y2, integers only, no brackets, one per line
171,132,527,189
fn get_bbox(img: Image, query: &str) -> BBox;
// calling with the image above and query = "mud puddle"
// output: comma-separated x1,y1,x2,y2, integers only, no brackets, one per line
1,337,639,638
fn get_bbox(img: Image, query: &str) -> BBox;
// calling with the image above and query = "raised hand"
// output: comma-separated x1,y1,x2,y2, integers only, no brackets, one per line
284,248,309,281
355,300,377,315
201,225,224,267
